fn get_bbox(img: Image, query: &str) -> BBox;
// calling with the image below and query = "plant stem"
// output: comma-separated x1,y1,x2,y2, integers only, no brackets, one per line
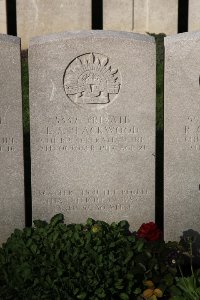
189,240,194,277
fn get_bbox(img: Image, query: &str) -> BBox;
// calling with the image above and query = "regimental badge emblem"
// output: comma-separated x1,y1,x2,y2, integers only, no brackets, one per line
63,53,121,108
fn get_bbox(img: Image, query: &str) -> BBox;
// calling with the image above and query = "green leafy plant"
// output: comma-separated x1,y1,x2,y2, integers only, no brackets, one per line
0,214,178,300
169,237,200,300
170,271,200,300
1,215,199,299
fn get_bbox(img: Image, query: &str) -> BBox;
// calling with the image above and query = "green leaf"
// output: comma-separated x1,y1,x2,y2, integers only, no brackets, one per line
77,292,87,299
169,285,183,296
115,279,124,290
118,220,130,230
164,273,174,286
30,244,38,254
24,227,32,237
52,231,59,242
136,239,144,252
95,288,106,298
50,214,64,226
86,218,95,226
33,219,48,228
134,288,142,295
119,293,129,300
17,262,32,281
124,251,133,264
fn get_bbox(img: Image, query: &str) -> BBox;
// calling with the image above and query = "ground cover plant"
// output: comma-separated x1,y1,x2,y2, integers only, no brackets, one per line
0,214,199,299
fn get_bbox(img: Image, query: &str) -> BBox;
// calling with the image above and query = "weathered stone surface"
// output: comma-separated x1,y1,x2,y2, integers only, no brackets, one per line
29,31,155,229
0,0,7,33
17,0,91,49
133,0,148,33
148,0,178,35
189,0,200,32
164,32,200,241
103,0,133,31
0,34,24,244
104,0,178,35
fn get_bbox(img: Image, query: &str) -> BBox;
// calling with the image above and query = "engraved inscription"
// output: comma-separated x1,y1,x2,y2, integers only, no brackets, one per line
63,53,121,108
0,109,16,152
184,116,200,151
37,114,147,153
0,137,15,152
34,188,149,213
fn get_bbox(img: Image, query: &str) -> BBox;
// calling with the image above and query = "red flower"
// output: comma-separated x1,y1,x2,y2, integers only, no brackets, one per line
137,222,163,241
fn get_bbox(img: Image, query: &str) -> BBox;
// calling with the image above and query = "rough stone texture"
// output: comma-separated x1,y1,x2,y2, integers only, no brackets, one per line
29,31,155,229
0,34,24,244
103,0,178,35
189,0,200,32
0,0,7,34
17,0,91,49
103,0,133,31
165,32,200,241
148,0,178,35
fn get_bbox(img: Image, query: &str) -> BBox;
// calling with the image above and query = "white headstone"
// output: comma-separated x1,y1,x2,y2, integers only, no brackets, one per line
0,34,24,244
103,0,178,35
189,0,200,32
148,0,178,35
29,31,156,229
17,0,91,49
103,0,133,31
133,0,148,33
165,32,200,241
0,0,7,34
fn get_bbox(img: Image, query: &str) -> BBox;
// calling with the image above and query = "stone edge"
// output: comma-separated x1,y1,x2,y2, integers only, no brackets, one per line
0,33,20,45
29,30,155,47
165,31,200,45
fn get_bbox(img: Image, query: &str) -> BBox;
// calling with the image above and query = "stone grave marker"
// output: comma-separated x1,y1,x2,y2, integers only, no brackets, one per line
0,0,7,34
189,0,200,32
165,32,200,241
0,34,24,244
133,0,148,33
103,0,133,31
17,0,91,49
103,0,178,35
29,31,155,229
148,0,178,35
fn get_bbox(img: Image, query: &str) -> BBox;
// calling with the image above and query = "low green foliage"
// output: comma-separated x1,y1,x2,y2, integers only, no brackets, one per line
0,214,178,300
169,237,200,300
170,271,200,300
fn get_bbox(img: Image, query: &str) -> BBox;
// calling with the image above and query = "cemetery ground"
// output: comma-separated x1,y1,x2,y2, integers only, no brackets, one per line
1,33,199,299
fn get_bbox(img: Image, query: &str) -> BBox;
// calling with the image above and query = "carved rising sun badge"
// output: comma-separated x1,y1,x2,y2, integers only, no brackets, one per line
63,53,121,108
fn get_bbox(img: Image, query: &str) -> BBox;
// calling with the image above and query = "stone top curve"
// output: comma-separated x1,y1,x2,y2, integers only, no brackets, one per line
0,34,20,45
29,30,155,47
165,31,200,45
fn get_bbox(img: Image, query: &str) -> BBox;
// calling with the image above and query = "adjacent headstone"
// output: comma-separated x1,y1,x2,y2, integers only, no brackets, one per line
17,0,91,49
0,34,24,244
148,0,178,35
103,0,178,35
165,32,200,241
0,0,7,34
103,0,133,31
29,31,156,229
133,0,148,33
189,0,200,32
